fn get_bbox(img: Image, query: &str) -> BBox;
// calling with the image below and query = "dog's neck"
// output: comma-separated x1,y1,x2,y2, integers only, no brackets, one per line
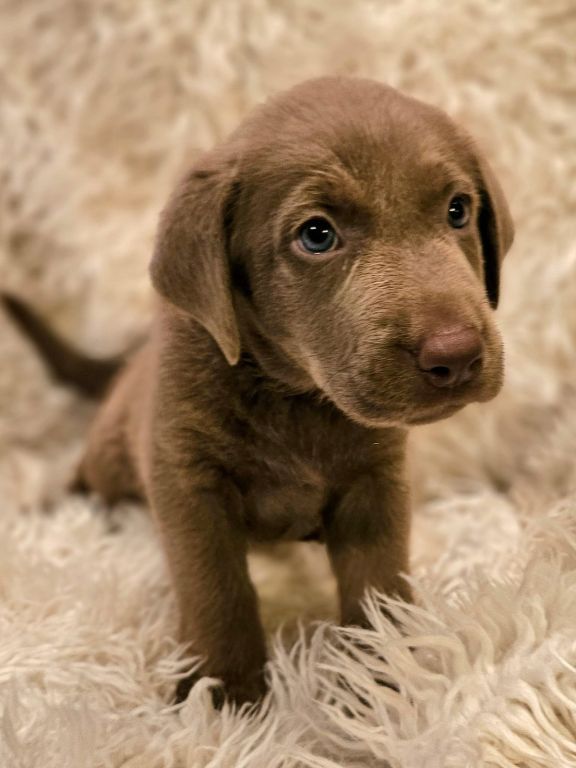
234,295,320,397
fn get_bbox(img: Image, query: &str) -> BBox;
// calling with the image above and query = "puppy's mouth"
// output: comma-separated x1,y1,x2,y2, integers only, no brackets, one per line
301,338,503,429
324,373,501,429
401,400,467,426
401,382,486,425
347,390,470,428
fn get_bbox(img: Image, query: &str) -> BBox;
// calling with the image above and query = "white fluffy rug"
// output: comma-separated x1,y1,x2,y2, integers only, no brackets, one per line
1,0,576,765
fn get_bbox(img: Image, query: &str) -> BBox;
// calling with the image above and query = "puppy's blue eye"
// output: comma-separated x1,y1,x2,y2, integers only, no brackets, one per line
448,196,471,228
298,217,338,254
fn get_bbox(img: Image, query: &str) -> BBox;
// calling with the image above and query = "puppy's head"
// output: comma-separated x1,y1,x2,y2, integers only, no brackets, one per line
151,77,514,428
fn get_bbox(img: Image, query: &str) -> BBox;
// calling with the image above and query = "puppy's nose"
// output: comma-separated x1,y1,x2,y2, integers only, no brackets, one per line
417,327,484,388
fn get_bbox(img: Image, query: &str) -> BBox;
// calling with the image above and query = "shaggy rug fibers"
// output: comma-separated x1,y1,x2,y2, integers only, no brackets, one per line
1,0,576,765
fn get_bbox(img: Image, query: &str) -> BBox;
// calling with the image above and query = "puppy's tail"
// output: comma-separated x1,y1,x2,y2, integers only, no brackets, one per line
2,293,125,399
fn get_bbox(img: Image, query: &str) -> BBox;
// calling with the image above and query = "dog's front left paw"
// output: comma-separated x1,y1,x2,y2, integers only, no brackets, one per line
174,670,267,710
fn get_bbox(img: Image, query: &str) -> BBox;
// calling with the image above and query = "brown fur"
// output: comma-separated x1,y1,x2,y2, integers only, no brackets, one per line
5,77,514,707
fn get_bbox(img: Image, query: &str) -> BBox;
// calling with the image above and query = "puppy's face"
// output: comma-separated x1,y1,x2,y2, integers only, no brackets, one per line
152,77,514,428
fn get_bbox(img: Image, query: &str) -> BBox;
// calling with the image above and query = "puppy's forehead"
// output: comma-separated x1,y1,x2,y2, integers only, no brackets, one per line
236,77,474,198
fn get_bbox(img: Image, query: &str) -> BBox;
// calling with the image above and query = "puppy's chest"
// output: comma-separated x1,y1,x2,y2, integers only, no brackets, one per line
241,451,325,541
230,397,368,541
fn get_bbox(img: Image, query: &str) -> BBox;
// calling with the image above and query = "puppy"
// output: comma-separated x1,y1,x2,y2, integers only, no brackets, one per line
4,76,513,707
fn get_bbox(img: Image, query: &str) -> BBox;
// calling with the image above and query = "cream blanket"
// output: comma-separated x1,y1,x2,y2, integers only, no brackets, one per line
1,1,575,765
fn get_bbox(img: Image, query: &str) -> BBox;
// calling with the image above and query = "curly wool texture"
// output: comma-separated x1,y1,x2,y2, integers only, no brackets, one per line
1,0,576,765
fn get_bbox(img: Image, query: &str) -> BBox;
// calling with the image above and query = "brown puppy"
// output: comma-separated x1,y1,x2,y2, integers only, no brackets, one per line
5,77,513,707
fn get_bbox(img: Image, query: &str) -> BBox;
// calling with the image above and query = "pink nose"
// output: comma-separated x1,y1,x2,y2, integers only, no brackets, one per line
417,327,484,388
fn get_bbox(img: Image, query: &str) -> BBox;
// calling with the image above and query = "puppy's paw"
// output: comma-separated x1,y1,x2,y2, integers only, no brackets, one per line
174,673,199,705
211,675,268,710
174,671,267,710
68,470,90,495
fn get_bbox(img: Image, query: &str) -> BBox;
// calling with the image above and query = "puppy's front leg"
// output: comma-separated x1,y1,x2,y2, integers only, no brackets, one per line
325,469,413,628
150,467,267,707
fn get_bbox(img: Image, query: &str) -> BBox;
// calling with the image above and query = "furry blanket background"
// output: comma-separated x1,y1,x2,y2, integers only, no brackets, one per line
1,0,575,765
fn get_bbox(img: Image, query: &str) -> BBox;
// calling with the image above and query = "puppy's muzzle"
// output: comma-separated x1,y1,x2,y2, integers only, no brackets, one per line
416,326,484,388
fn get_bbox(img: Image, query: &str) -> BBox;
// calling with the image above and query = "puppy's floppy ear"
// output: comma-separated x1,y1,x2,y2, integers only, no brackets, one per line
474,154,514,309
150,150,241,365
